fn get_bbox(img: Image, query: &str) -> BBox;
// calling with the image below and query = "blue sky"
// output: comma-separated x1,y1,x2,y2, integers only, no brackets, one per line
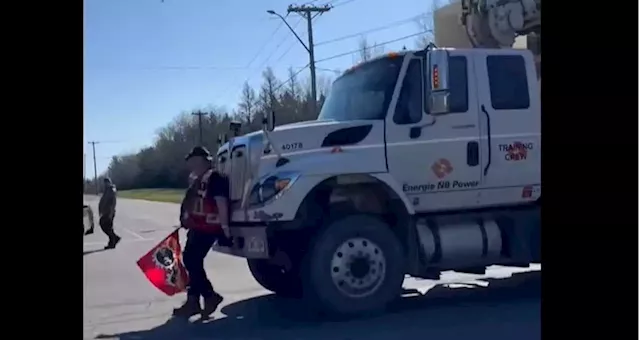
84,0,436,176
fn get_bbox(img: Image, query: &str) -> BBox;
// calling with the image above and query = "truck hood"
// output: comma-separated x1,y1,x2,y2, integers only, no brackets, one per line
216,119,387,208
259,119,387,176
267,119,370,153
218,119,379,157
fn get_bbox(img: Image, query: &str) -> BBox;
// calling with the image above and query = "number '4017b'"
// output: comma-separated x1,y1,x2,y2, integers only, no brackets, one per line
282,142,303,150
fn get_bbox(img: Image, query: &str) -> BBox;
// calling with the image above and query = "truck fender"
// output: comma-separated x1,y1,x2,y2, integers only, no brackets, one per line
286,173,415,232
370,173,415,215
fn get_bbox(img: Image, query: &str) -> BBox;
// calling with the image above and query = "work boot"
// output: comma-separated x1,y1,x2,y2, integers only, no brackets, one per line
201,292,224,318
173,295,202,318
104,235,121,249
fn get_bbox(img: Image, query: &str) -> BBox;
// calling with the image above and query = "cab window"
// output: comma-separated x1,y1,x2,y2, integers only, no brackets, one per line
445,56,468,113
487,55,530,110
393,59,423,125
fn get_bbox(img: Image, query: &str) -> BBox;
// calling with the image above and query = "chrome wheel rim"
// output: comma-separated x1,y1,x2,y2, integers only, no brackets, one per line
330,237,386,298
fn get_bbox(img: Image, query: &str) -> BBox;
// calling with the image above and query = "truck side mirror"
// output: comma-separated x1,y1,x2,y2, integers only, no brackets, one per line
426,49,451,115
267,111,276,132
229,121,242,137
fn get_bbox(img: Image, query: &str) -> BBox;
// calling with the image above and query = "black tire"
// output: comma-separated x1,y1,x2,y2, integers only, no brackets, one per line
247,259,302,298
527,209,541,263
530,224,541,263
301,214,405,318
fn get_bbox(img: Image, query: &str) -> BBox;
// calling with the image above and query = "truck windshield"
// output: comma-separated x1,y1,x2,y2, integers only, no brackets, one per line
317,57,403,121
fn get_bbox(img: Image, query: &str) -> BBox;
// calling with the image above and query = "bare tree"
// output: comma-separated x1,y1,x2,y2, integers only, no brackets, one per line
286,67,302,100
105,56,341,190
415,0,451,48
238,81,257,125
356,36,385,63
258,68,280,111
277,67,304,123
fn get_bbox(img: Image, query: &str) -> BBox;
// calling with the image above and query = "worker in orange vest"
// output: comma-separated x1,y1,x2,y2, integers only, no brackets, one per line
173,146,230,319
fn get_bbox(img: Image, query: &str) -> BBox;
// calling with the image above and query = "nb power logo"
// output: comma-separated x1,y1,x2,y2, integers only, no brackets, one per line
431,158,453,179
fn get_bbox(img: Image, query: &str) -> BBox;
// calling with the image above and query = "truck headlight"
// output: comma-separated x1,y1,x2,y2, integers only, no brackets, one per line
249,172,300,206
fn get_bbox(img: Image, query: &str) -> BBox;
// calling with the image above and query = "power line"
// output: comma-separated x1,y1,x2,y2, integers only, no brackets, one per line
314,14,425,47
238,30,432,98
85,65,250,72
272,14,322,66
245,3,320,76
222,1,322,105
226,9,426,107
315,67,341,74
314,30,431,64
87,141,102,194
244,22,285,69
120,13,424,73
192,110,208,145
257,18,304,71
286,4,331,116
273,38,301,66
331,0,356,8
278,30,434,83
234,5,324,102
274,63,310,93
225,17,304,104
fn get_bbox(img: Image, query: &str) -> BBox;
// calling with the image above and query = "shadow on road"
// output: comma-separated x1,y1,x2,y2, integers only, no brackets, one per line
84,249,108,256
95,271,540,340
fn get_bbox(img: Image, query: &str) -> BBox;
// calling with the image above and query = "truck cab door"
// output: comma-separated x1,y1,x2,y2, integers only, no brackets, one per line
472,50,541,205
385,53,483,212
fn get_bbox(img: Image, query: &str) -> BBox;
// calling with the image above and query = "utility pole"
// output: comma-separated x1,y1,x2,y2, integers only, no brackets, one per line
192,110,207,145
88,141,100,195
86,140,120,194
288,4,330,116
268,4,330,117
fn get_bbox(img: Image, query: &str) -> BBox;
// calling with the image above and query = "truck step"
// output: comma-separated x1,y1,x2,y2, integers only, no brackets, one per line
456,267,486,275
411,269,441,280
506,262,531,268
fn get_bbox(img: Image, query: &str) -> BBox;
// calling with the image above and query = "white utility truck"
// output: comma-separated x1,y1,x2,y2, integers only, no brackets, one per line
213,0,541,317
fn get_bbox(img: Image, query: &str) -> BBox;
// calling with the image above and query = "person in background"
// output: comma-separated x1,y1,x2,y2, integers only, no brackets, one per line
99,177,121,249
173,146,230,319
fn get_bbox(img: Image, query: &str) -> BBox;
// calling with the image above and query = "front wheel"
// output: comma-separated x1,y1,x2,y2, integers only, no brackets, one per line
302,214,405,318
247,258,302,298
83,205,95,236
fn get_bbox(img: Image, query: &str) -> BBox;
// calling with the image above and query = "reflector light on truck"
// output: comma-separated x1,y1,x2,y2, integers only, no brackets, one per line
432,65,440,89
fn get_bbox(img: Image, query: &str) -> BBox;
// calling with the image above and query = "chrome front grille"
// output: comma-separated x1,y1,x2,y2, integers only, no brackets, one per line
229,144,247,202
217,132,264,210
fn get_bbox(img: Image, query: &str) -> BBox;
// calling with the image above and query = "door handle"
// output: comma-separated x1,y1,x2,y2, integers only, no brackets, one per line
481,105,492,176
467,141,479,166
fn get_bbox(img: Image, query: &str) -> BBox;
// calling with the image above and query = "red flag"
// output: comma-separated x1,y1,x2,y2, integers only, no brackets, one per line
137,230,189,296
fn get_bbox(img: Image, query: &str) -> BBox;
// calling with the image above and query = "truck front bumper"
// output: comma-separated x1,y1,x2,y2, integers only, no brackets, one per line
211,225,270,259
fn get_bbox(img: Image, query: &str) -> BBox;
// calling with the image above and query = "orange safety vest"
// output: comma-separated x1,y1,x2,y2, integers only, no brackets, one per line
188,169,222,233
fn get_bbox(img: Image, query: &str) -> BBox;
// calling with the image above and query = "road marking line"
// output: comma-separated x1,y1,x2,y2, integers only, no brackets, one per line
122,227,146,240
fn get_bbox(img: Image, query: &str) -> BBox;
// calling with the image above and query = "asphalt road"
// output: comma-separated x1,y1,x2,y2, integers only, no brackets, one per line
83,196,541,340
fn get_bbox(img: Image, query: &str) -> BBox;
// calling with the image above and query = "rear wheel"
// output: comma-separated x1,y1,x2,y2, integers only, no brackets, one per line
247,258,302,298
301,214,405,318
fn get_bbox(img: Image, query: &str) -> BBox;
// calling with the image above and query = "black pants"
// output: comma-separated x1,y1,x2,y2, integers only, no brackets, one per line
183,229,219,299
99,214,119,244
